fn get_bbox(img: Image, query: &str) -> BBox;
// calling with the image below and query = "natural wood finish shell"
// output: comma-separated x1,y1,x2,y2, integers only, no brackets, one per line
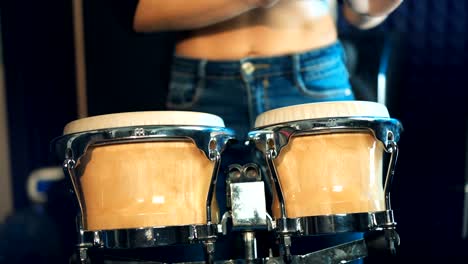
272,133,385,218
77,141,217,231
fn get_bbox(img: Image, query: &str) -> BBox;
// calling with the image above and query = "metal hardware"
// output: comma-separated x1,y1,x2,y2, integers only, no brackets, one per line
53,125,236,164
243,231,258,260
106,239,367,264
266,149,287,221
384,229,400,255
219,212,231,235
280,235,292,263
287,238,367,264
74,216,93,264
204,240,216,264
76,224,219,249
231,182,267,227
225,163,268,228
207,152,221,224
384,139,399,211
64,159,86,227
75,247,91,264
366,229,400,256
241,62,256,75
226,164,243,209
275,210,396,236
248,117,402,159
218,211,276,235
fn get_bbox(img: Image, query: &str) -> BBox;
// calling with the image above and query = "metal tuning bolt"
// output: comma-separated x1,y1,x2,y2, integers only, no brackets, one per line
208,138,219,161
365,228,400,257
280,234,292,263
78,247,91,264
384,228,400,255
203,240,216,264
69,248,91,264
243,231,258,261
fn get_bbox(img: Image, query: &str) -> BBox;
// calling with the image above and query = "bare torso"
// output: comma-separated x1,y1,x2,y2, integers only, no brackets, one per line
174,1,338,60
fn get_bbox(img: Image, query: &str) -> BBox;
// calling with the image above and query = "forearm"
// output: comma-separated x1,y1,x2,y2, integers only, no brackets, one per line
133,0,276,32
342,3,387,29
342,0,402,29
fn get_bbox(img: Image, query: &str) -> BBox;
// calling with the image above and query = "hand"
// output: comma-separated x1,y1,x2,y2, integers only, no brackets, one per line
345,0,403,17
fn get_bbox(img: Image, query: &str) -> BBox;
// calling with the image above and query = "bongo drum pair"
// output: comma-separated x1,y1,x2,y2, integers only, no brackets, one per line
53,101,403,264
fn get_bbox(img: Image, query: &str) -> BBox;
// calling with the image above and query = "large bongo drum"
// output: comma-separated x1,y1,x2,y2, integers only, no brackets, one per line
248,101,403,236
53,111,235,250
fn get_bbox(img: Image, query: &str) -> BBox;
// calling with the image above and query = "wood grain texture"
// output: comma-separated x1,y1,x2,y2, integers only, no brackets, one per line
77,141,216,230
272,133,385,218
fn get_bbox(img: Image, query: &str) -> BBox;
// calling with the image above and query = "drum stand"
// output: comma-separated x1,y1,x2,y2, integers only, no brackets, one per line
61,119,402,264
68,143,400,264
221,163,272,261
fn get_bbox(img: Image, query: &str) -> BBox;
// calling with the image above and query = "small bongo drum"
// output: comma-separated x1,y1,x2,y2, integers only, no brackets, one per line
53,111,235,249
248,101,403,235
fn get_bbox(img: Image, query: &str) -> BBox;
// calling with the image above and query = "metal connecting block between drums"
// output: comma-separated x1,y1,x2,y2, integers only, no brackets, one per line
231,182,268,227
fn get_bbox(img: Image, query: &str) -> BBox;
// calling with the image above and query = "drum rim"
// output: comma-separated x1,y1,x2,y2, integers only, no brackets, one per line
81,223,219,249
63,111,226,135
275,210,396,236
248,116,403,156
79,211,396,248
53,124,237,163
254,101,390,128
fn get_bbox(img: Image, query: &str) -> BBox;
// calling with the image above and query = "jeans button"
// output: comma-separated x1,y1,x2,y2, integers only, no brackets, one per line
241,62,255,75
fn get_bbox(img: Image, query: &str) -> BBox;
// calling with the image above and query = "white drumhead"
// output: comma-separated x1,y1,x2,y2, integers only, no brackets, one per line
63,111,225,135
254,101,390,128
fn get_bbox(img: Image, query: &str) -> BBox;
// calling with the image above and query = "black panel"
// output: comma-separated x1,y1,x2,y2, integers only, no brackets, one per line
83,0,177,116
1,0,77,210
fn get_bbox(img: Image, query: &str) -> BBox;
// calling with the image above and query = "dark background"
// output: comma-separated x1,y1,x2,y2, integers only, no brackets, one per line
1,0,468,263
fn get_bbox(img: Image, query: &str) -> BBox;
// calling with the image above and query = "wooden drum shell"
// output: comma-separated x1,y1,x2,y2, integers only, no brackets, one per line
272,132,385,218
77,141,217,231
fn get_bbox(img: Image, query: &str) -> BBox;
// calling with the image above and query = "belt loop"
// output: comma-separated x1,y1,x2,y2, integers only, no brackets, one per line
291,53,306,90
198,60,207,78
292,54,301,75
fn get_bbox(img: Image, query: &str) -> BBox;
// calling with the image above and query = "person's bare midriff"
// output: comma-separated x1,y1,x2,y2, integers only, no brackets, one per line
175,1,338,60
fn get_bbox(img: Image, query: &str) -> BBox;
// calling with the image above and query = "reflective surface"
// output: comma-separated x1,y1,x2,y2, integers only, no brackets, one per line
77,141,217,230
98,238,367,264
82,224,219,249
275,210,396,235
272,133,385,218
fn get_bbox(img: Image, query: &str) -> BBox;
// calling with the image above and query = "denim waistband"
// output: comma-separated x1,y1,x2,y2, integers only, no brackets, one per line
171,41,345,79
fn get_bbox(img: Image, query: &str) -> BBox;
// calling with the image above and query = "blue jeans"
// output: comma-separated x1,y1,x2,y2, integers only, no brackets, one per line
165,42,363,263
167,41,354,138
